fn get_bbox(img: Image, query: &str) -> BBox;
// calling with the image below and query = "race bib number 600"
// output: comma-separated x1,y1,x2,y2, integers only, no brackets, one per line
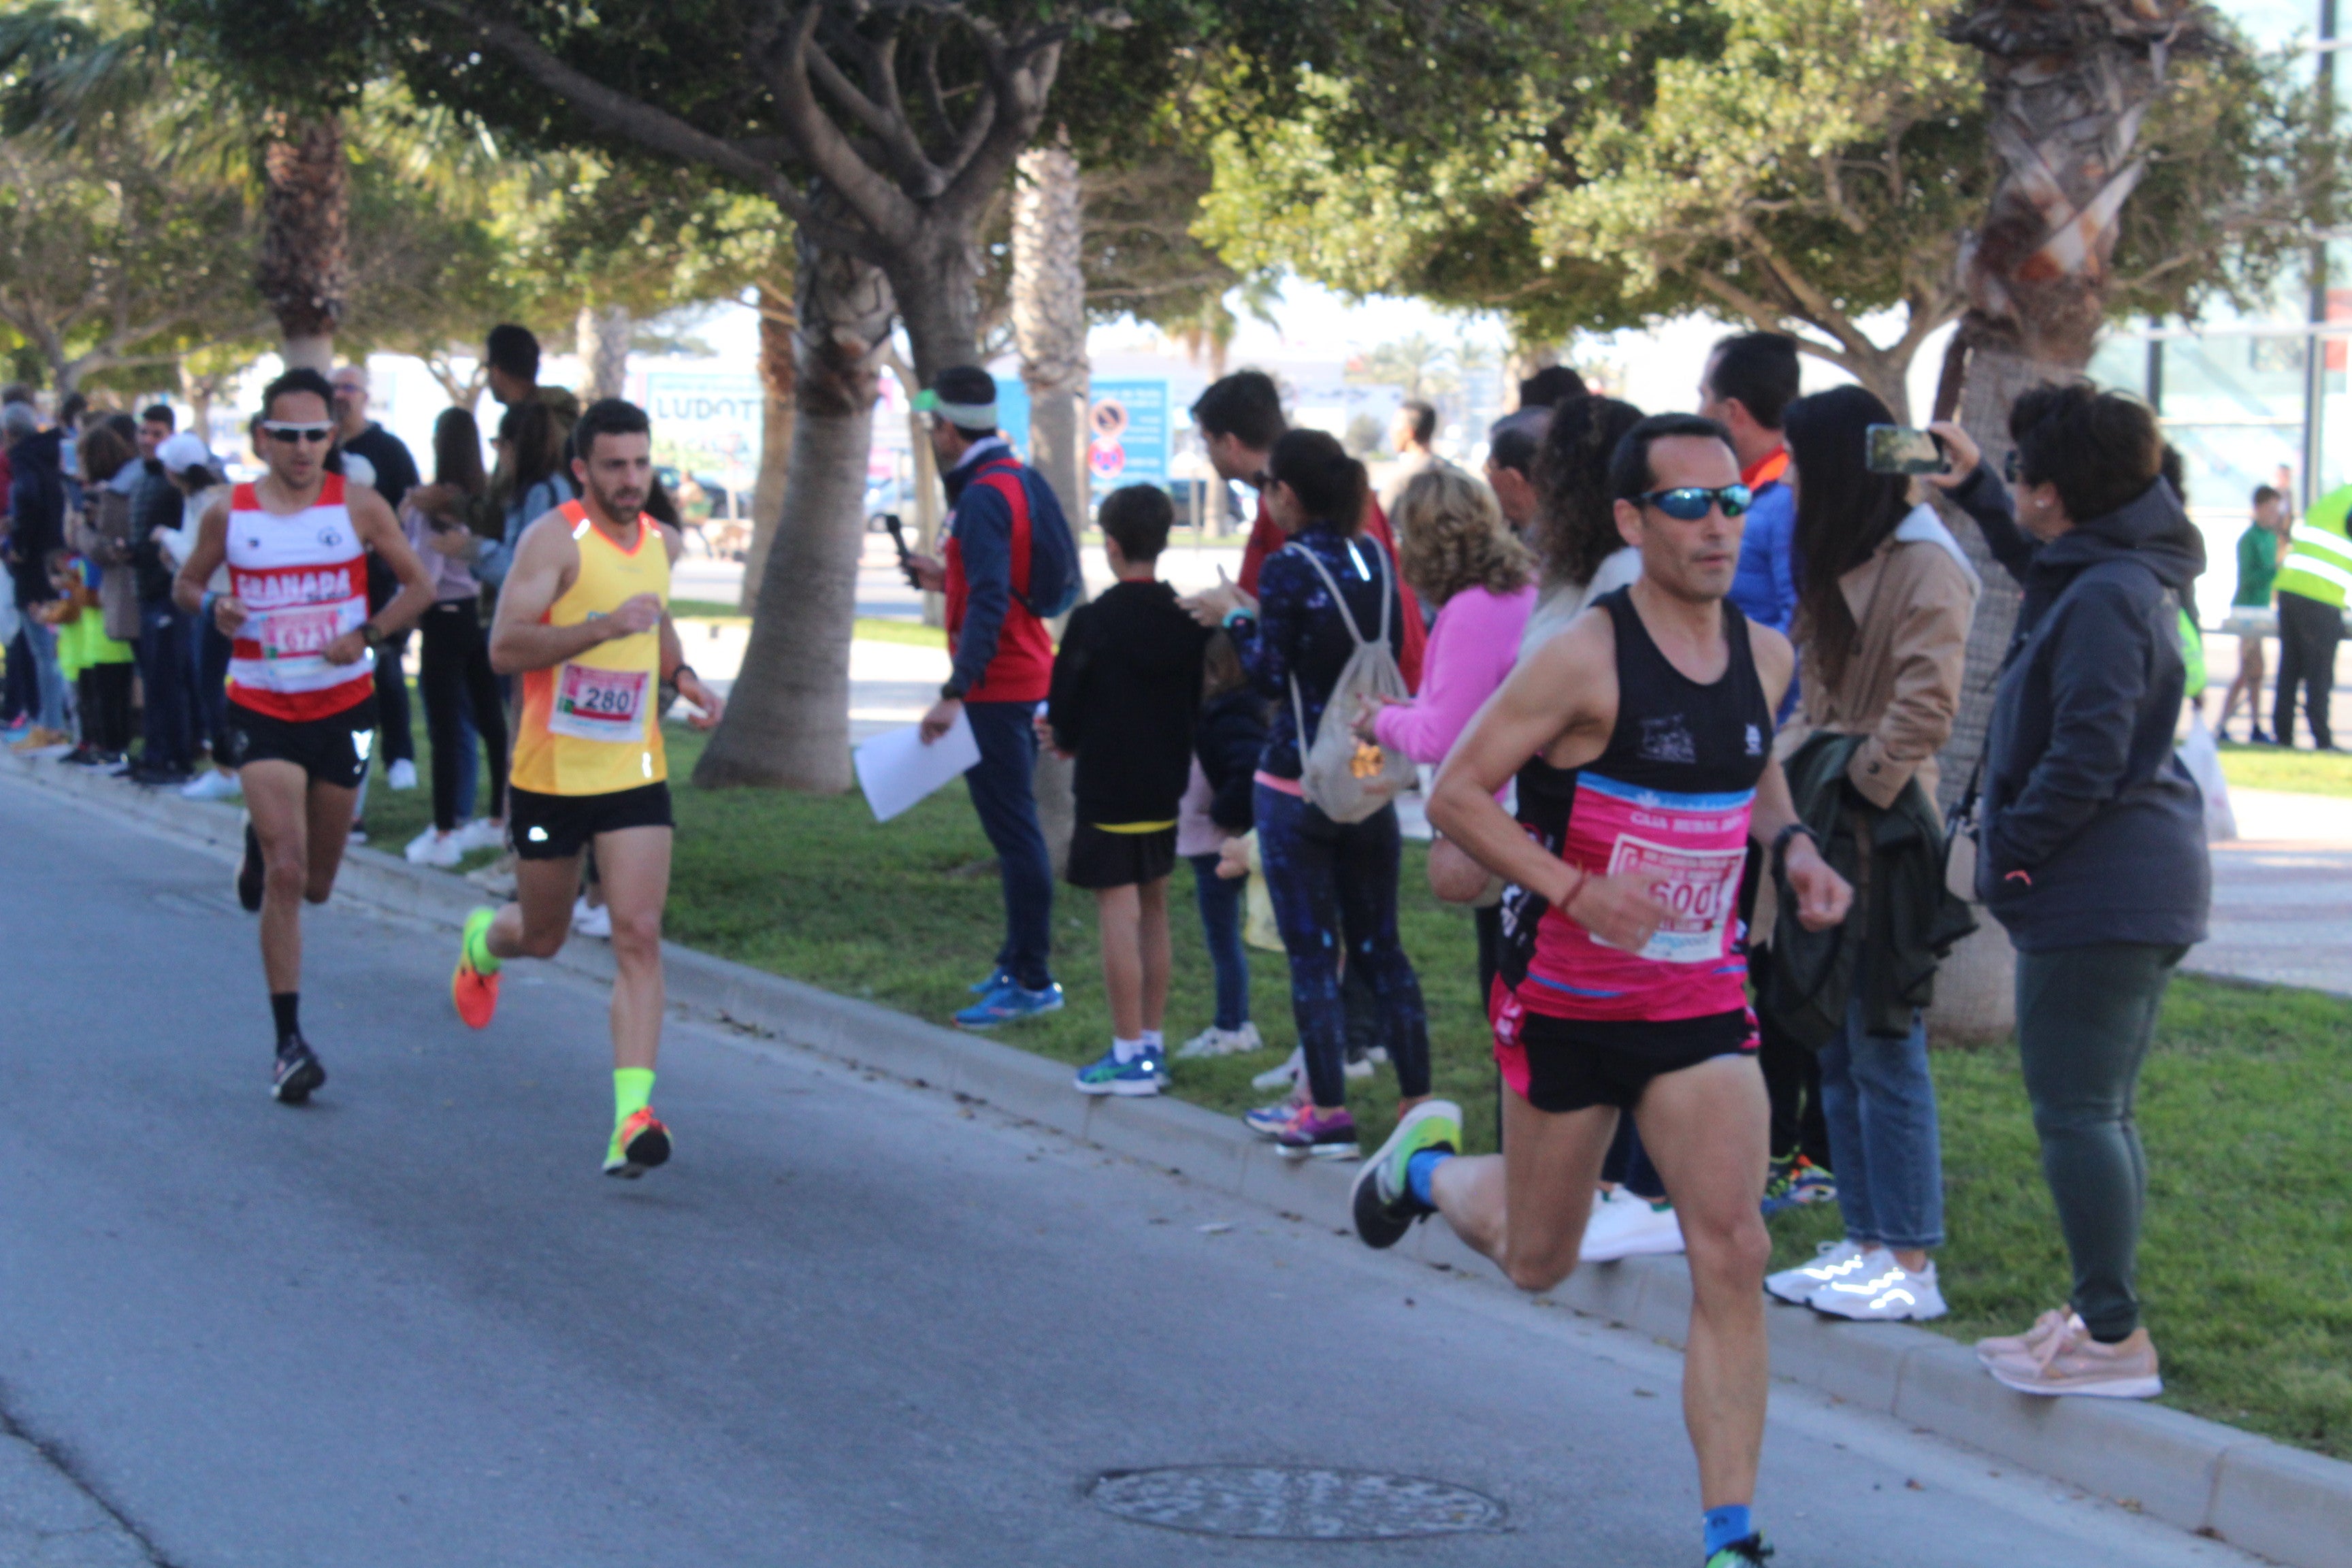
1603,834,1744,964
549,663,650,742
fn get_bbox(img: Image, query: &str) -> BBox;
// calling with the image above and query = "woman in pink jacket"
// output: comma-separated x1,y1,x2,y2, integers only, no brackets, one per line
1352,466,1537,998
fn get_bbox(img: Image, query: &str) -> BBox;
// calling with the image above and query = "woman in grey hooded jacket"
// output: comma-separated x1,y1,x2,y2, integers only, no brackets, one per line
1927,385,2208,1400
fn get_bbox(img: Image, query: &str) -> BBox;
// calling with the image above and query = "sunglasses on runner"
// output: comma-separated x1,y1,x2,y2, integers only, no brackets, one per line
262,422,333,445
1635,483,1751,521
2004,449,2023,483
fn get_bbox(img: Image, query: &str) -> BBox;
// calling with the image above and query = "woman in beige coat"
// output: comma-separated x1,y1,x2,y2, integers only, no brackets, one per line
1761,385,1978,1326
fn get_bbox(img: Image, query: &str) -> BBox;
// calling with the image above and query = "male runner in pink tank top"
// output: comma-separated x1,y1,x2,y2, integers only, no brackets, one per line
1352,414,1852,1568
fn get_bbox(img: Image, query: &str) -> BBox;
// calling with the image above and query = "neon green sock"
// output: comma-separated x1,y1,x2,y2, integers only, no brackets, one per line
614,1068,655,1127
463,907,502,975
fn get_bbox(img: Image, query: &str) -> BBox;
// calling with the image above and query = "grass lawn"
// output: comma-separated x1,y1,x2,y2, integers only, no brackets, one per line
2218,740,2352,798
357,703,2352,1458
669,602,949,654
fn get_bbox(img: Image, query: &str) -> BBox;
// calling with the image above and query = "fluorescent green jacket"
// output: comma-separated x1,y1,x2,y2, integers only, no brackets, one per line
2276,484,2352,608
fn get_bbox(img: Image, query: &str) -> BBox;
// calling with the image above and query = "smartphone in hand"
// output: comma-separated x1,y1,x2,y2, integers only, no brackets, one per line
1865,424,1948,475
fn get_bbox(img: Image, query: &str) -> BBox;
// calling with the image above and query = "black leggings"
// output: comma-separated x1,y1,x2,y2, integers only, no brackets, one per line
417,600,508,832
78,662,134,753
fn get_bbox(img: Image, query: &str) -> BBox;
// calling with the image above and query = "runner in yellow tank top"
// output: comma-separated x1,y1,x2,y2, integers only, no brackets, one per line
449,399,725,1177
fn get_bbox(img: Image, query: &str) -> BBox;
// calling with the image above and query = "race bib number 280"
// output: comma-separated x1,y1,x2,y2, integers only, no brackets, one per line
1602,834,1744,964
549,663,649,742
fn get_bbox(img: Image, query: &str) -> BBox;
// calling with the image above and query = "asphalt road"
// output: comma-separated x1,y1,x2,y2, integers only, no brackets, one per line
0,778,2263,1568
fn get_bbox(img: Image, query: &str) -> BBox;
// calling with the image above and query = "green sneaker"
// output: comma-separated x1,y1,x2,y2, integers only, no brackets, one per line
1705,1534,1772,1567
1350,1099,1461,1250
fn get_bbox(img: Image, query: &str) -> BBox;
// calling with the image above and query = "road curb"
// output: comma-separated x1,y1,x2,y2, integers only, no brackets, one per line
8,751,2349,1568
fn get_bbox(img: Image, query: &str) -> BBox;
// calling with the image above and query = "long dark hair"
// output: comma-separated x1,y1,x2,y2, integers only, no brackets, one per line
1785,384,1912,689
1266,427,1367,532
433,407,487,497
496,399,564,493
1531,395,1644,587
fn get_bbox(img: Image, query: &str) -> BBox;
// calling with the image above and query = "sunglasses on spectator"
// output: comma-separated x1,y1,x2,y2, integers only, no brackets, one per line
1636,483,1751,521
262,422,333,445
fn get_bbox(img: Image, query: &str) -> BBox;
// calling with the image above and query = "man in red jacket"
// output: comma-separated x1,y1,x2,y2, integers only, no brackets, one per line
1190,372,1426,691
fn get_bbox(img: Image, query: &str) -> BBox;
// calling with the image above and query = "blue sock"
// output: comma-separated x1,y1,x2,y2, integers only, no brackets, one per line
1405,1149,1452,1206
1703,1504,1753,1556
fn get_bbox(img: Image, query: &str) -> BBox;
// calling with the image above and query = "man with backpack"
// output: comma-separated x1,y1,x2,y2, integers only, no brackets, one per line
906,366,1082,1028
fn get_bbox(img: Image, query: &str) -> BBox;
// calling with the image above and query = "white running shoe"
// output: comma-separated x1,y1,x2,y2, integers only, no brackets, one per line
387,758,419,789
1579,1188,1684,1262
1765,1239,1880,1305
1251,1045,1305,1092
1175,1021,1264,1060
572,895,612,938
181,769,241,801
452,817,506,853
1812,1257,1948,1321
406,828,465,868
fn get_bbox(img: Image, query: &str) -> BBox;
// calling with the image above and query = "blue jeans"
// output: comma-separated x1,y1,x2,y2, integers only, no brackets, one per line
20,615,67,731
1819,1000,1944,1251
962,699,1054,991
1254,785,1430,1108
1188,852,1250,1031
135,601,195,771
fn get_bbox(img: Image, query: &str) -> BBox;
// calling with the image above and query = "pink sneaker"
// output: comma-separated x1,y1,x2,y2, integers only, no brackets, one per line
1985,1319,2162,1399
1271,1102,1359,1160
1974,1307,2078,1365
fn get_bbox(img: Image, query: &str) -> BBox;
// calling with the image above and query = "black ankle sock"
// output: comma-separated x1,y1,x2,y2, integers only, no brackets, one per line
271,992,301,1045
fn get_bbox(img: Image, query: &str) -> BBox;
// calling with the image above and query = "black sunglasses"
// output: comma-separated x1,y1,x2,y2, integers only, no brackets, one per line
2003,450,2023,483
1636,483,1751,521
262,422,333,445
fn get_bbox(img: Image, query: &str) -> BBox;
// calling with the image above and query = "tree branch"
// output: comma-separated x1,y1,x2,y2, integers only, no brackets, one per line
756,1,923,250
805,15,941,194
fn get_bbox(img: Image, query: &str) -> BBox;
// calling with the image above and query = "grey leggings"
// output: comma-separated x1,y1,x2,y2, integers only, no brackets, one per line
2014,942,2187,1342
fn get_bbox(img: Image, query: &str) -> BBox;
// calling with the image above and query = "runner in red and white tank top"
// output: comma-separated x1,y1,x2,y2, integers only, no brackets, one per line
173,370,437,1107
224,471,377,721
1341,417,1854,1568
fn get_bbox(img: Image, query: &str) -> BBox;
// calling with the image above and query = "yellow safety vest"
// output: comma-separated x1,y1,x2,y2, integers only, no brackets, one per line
2275,484,2352,609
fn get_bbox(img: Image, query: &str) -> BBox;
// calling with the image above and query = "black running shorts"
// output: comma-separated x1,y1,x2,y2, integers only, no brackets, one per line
508,781,673,861
1065,823,1178,889
223,696,380,790
1492,994,1757,1113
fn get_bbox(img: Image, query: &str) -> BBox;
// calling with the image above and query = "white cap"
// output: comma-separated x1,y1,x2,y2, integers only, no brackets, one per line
156,432,212,474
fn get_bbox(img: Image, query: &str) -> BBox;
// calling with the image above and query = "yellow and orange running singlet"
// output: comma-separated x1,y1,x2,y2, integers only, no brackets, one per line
511,502,670,798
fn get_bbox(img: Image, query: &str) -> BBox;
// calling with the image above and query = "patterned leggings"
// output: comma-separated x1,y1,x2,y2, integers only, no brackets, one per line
1254,785,1431,1108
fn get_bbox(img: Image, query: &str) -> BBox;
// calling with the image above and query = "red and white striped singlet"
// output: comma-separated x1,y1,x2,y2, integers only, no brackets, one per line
225,472,375,721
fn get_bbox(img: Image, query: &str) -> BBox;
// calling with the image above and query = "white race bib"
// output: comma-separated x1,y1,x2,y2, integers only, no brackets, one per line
1601,834,1744,964
256,604,354,673
548,663,649,743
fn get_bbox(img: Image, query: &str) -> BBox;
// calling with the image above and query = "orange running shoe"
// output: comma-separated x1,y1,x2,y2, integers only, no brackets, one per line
452,907,502,1029
604,1108,672,1178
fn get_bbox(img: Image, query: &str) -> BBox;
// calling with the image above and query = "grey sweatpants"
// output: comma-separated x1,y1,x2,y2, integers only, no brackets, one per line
2014,941,2188,1341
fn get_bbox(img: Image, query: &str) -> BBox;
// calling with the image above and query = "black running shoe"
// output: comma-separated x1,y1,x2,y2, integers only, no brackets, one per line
1350,1100,1460,1250
1705,1534,1774,1567
272,1039,325,1105
237,821,264,913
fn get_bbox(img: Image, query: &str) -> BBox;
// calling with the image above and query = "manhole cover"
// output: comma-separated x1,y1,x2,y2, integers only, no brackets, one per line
1090,1466,1507,1539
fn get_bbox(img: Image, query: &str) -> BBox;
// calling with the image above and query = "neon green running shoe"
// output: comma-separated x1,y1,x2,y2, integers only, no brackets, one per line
1350,1099,1460,1250
1705,1534,1772,1567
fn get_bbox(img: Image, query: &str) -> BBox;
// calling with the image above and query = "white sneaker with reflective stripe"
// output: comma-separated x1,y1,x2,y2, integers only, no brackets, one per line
1765,1239,1877,1305
1812,1257,1947,1321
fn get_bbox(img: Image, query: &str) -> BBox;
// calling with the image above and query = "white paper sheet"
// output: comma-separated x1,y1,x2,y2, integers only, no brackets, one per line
854,712,981,823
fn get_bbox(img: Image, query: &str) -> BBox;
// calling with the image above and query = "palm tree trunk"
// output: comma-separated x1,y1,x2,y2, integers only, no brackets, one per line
740,280,798,616
691,225,894,791
256,112,348,373
578,301,631,400
1011,133,1090,878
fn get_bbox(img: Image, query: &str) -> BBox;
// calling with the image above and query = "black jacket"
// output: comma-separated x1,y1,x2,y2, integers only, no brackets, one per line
5,429,66,608
1047,579,1211,826
1196,686,1269,834
129,461,182,606
1951,470,2210,950
1761,731,1975,1046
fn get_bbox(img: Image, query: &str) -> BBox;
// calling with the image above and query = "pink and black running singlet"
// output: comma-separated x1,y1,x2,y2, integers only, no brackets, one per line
1489,587,1774,1081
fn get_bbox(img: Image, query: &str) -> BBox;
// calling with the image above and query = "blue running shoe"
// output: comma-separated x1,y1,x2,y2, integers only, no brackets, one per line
1243,1097,1301,1137
1073,1045,1165,1096
968,964,1011,994
955,979,1065,1028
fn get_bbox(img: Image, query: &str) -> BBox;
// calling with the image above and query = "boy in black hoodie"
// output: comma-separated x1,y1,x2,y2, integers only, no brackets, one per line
1048,485,1210,1096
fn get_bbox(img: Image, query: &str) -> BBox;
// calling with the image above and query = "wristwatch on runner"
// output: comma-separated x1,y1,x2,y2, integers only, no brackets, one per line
1771,823,1818,866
